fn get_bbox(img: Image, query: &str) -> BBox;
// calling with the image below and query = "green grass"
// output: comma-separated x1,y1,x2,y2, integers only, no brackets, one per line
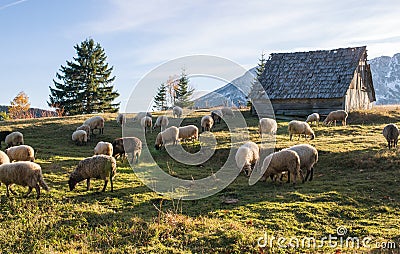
0,109,399,253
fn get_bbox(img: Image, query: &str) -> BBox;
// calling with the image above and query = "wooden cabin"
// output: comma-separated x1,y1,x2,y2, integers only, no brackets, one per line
250,46,376,117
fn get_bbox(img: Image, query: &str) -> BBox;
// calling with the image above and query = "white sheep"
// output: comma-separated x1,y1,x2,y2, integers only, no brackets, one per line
116,113,126,126
285,144,318,182
5,131,24,148
382,124,399,149
94,141,113,156
221,107,234,117
0,150,10,165
211,109,223,124
76,125,91,140
6,145,35,162
259,118,277,137
260,150,303,184
306,113,320,126
235,141,259,176
154,115,169,131
288,120,315,141
0,161,49,199
72,130,88,146
155,126,179,150
84,116,105,135
141,116,153,133
68,155,117,192
112,137,142,165
178,125,198,142
323,110,348,126
133,112,152,122
201,115,214,132
172,106,183,118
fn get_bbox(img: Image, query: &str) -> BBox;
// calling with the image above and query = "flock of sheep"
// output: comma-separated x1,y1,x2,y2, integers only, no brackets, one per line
0,105,395,199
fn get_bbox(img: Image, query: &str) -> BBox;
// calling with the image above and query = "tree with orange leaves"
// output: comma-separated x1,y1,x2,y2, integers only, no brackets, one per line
8,91,31,119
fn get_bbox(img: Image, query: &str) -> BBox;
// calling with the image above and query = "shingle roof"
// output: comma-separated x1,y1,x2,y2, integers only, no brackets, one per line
259,46,367,99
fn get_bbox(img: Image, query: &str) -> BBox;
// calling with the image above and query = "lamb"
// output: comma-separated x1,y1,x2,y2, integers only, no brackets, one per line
288,120,315,141
5,145,35,162
201,115,214,132
84,116,105,135
323,110,348,126
76,125,91,140
285,144,318,182
382,123,399,149
94,141,113,156
68,155,117,192
306,113,320,126
211,110,223,124
154,126,179,150
0,130,12,146
5,131,24,148
116,113,126,126
0,161,49,199
154,115,169,131
221,107,234,117
235,141,259,176
112,137,142,165
260,150,303,184
172,106,183,118
72,130,87,146
0,150,10,165
178,125,198,142
259,118,277,137
141,116,153,133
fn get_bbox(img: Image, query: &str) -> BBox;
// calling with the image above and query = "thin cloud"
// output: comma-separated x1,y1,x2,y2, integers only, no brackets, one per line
0,0,27,10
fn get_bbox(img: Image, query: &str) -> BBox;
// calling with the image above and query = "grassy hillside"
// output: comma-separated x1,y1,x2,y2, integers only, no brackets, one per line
0,108,399,253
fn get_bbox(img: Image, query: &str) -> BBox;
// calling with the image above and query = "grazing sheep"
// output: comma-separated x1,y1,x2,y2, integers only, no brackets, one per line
94,141,113,156
84,116,105,135
133,112,152,122
306,113,320,126
154,126,179,150
5,131,24,148
211,110,223,124
201,115,214,132
172,106,183,118
154,115,169,131
76,124,91,140
0,130,12,146
178,125,199,142
382,124,399,149
0,161,49,199
285,144,318,182
260,150,303,184
68,155,117,192
288,120,315,141
259,118,278,137
221,107,234,117
323,110,348,126
235,141,259,176
141,116,153,133
72,130,87,146
116,113,126,126
0,150,10,165
5,145,35,162
112,137,142,165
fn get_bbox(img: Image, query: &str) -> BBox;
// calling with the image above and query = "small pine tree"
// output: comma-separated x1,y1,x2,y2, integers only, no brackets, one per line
175,70,194,108
153,83,168,111
8,91,31,119
248,52,267,113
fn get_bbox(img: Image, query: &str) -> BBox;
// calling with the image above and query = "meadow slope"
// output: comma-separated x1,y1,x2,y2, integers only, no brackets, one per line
0,108,399,253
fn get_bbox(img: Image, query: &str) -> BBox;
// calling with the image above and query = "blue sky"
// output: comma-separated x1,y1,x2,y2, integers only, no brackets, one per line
1,0,400,111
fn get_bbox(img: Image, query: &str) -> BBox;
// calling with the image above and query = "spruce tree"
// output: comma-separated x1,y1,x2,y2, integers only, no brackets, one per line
248,52,267,110
175,70,194,108
48,38,120,115
153,83,168,111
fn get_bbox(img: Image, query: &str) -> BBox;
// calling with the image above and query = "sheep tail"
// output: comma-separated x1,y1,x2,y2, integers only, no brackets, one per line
38,174,50,191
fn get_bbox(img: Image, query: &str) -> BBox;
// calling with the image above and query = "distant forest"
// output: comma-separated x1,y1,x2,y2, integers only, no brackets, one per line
0,105,57,118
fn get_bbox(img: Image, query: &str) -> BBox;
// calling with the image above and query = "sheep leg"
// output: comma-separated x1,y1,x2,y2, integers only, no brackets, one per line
8,185,17,195
5,185,10,197
286,171,291,183
24,187,33,197
86,178,91,191
289,134,293,141
309,167,314,181
110,177,114,192
102,180,108,192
